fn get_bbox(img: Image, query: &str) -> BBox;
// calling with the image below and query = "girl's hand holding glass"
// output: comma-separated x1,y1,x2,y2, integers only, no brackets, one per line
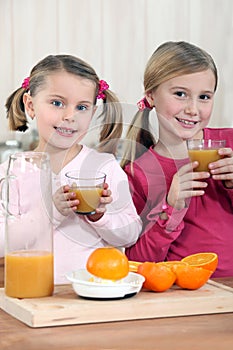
53,183,112,221
53,185,79,216
167,162,210,210
86,183,113,222
208,147,233,188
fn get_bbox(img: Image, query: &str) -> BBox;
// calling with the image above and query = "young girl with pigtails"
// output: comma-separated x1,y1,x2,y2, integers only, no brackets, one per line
121,41,233,277
1,54,141,284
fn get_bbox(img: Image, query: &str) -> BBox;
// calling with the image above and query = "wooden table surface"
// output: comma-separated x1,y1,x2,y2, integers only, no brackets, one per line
0,257,233,350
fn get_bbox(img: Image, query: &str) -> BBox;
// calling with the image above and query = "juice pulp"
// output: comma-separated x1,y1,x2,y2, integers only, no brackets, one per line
5,250,54,298
70,187,103,214
188,149,222,172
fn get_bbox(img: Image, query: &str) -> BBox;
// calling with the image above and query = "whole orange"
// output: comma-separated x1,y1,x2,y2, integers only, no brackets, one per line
86,247,129,280
137,262,176,292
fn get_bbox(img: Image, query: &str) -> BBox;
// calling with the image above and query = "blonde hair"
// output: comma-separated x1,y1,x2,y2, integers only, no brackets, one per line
5,54,122,155
121,41,218,168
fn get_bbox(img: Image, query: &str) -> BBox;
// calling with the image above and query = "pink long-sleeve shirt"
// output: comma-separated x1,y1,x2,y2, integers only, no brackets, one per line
125,128,233,277
0,145,142,284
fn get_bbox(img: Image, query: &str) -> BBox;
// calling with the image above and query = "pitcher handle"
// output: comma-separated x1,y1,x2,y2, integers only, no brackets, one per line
0,176,15,216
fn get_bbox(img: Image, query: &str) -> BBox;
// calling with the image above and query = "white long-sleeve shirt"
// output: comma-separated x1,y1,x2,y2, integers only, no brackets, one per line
0,145,142,284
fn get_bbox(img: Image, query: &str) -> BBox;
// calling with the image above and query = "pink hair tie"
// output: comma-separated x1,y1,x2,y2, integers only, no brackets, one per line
137,97,152,111
21,77,30,89
97,79,109,100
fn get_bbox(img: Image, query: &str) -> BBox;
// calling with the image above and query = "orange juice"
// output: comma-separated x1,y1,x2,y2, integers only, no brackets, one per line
5,250,54,298
188,149,222,172
70,187,103,214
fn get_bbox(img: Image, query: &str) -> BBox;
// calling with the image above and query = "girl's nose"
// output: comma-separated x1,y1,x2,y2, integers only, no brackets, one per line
184,99,198,116
62,106,75,122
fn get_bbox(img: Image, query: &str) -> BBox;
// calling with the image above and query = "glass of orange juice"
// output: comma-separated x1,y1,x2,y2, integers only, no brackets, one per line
187,139,226,172
1,152,54,298
65,171,106,215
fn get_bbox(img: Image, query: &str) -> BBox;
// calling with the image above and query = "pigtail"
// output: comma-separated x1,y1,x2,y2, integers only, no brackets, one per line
97,89,123,156
5,87,29,132
120,108,155,171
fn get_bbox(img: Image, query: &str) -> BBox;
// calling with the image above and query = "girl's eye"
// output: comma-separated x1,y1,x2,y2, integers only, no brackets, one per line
199,94,210,100
175,91,186,98
77,105,87,111
52,100,64,108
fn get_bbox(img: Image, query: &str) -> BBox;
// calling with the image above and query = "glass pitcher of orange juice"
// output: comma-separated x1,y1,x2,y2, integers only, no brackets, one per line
0,152,54,298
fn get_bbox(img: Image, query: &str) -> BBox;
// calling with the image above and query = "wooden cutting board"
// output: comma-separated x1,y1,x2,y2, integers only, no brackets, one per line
0,280,233,328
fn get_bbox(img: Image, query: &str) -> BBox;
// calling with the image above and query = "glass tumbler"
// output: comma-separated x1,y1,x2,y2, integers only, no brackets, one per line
65,170,106,215
187,139,226,172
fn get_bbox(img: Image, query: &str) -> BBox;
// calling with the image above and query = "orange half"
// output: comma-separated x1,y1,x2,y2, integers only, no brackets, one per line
128,261,143,272
86,247,129,280
181,252,218,273
172,264,213,290
157,261,188,268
